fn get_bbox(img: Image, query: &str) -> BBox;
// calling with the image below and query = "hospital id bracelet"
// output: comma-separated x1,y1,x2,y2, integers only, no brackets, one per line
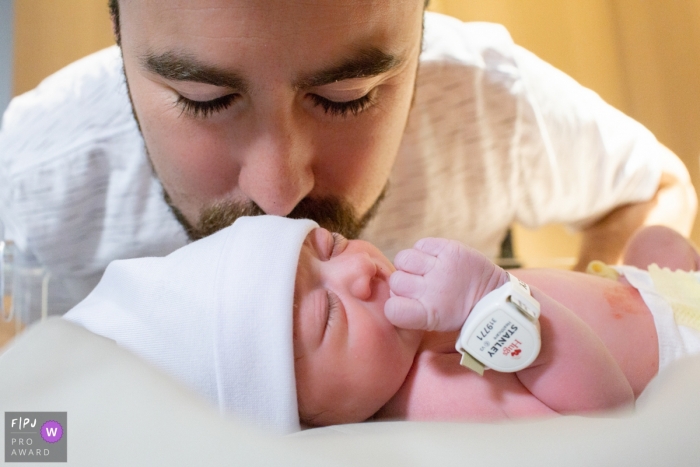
455,272,541,376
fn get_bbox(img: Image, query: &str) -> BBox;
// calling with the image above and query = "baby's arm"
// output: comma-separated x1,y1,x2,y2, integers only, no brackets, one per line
512,285,633,413
385,238,634,414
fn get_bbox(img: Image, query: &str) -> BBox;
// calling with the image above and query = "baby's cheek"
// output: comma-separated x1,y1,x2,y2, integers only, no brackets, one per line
404,329,424,353
294,356,332,426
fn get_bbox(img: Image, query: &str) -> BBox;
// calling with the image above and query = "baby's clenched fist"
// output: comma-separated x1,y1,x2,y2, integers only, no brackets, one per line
384,237,509,331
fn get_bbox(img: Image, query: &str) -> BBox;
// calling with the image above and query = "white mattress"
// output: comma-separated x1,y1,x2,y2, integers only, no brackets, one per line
1,318,699,466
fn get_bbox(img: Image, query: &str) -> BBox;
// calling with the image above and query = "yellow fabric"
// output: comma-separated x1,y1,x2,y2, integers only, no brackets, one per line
648,264,700,332
586,260,620,281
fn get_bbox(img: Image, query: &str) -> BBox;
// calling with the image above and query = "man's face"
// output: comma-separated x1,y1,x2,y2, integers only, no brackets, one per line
118,0,424,238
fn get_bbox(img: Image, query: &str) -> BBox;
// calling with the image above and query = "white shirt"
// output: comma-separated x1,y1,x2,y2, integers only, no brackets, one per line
0,13,662,314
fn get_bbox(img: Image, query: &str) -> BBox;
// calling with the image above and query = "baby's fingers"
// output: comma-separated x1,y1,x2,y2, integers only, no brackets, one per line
389,270,425,299
413,237,452,257
394,248,437,275
384,296,433,330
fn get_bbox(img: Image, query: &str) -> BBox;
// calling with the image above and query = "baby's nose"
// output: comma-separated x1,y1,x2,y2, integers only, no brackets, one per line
343,252,378,300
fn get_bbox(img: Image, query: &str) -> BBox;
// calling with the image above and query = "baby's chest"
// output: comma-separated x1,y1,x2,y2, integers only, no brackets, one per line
397,352,554,422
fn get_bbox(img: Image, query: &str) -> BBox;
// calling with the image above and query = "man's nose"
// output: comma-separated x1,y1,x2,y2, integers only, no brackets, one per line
237,118,315,216
332,252,378,301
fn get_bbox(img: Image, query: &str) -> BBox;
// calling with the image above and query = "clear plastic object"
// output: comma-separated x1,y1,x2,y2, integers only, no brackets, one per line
11,246,50,325
0,227,51,327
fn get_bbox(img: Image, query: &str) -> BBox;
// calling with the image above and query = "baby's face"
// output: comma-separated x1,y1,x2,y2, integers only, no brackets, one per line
293,228,423,426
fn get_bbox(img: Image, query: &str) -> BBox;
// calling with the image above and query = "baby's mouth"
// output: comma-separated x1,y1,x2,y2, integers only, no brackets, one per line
374,264,393,290
375,255,395,279
370,265,392,303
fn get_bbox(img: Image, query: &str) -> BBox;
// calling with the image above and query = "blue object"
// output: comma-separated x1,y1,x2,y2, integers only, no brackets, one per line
0,0,14,123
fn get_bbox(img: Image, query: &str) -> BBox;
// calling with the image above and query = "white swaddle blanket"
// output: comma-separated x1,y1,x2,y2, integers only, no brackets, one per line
64,216,318,433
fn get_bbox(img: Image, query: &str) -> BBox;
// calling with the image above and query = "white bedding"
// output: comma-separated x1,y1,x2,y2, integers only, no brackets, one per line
1,318,699,466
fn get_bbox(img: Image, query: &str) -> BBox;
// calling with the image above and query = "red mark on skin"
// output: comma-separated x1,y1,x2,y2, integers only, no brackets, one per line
603,282,644,320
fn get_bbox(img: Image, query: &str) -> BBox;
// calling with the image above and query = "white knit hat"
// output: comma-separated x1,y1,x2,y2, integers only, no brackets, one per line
64,215,319,433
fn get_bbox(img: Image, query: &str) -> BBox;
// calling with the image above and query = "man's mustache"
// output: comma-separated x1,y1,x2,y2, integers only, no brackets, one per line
164,187,387,242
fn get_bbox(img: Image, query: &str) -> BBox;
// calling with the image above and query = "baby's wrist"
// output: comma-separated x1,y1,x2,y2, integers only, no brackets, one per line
456,271,542,375
470,265,510,311
493,266,510,289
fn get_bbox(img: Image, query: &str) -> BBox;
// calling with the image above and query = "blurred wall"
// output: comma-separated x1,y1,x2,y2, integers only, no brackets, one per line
430,0,700,263
0,0,14,120
10,0,700,264
12,0,114,96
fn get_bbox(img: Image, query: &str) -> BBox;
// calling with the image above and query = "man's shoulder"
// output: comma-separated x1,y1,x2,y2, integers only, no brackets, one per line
421,12,516,67
0,46,137,172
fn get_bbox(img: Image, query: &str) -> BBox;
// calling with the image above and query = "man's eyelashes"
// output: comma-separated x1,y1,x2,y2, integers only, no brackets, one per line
308,93,374,117
175,92,374,119
176,94,237,118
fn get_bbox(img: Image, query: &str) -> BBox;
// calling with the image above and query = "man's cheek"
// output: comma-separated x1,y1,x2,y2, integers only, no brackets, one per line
147,125,235,201
319,128,390,186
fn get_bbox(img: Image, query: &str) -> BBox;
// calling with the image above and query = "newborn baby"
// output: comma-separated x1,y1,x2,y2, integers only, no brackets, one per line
292,224,700,426
64,216,700,433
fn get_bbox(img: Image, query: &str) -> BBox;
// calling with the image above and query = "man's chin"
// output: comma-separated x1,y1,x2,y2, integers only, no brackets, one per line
163,188,387,241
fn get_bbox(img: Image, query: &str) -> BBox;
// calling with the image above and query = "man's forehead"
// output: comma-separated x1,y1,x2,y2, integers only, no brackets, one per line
121,0,422,33
120,0,423,60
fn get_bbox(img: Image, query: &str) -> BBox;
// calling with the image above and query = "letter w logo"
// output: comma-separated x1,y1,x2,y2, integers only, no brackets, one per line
45,427,58,437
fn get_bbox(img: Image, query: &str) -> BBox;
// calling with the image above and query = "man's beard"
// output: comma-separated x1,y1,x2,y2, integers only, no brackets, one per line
163,187,388,241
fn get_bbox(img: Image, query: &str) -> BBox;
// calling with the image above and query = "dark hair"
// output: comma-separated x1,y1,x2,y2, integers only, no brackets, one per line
108,0,120,45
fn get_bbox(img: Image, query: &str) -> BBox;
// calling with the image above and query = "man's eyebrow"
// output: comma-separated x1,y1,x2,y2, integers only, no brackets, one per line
295,47,403,89
141,51,248,92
